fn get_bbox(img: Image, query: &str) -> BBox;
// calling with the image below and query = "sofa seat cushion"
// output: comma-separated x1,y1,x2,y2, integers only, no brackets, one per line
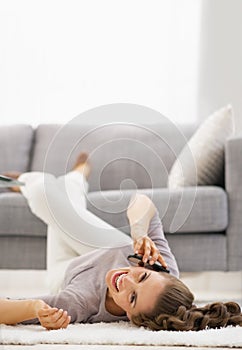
87,186,228,234
0,193,47,237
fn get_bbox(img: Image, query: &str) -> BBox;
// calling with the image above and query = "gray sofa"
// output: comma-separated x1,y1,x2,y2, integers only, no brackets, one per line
0,123,241,272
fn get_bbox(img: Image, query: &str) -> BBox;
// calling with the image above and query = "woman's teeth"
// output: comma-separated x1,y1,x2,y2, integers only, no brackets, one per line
115,273,127,291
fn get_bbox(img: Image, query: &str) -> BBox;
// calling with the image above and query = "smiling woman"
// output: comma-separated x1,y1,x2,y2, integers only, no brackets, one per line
0,153,241,331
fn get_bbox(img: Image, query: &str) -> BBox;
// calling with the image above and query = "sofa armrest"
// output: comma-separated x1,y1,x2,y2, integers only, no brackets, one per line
225,136,242,270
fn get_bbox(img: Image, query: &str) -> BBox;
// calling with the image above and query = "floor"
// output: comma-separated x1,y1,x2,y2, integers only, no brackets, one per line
1,269,242,350
0,346,235,350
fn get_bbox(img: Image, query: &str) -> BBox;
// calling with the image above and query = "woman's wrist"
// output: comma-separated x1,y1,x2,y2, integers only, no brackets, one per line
127,194,156,241
130,220,148,241
0,299,46,324
32,299,46,318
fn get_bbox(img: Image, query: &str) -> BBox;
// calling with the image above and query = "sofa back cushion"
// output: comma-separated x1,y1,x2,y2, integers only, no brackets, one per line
0,124,33,173
30,123,197,190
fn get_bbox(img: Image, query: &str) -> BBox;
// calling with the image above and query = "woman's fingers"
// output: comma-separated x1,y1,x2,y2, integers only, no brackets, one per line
150,252,167,268
133,238,143,254
150,246,167,268
49,310,69,329
133,236,168,268
142,238,151,263
49,308,65,323
38,307,58,317
38,308,71,330
157,253,168,268
149,250,159,264
134,237,152,263
59,313,71,329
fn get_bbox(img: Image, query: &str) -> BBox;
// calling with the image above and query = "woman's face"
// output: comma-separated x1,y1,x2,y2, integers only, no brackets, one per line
105,266,167,319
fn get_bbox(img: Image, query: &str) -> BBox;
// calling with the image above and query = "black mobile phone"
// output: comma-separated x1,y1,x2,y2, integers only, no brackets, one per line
127,254,170,273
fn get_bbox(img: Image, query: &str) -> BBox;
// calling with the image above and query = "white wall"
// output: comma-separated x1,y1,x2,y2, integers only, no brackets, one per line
198,0,242,133
0,0,201,126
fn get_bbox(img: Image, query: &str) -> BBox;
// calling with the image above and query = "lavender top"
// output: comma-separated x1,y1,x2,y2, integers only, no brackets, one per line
30,212,179,324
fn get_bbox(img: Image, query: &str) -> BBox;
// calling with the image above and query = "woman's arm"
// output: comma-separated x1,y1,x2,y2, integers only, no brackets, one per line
0,298,70,329
0,298,43,324
127,194,156,240
127,194,167,267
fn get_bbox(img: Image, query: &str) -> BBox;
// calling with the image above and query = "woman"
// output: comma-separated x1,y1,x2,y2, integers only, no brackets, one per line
0,154,241,331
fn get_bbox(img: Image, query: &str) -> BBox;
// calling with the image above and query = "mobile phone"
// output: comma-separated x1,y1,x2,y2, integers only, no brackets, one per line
0,175,25,187
127,254,170,273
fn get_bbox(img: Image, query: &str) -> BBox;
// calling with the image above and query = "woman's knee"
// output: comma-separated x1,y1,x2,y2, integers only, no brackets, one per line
20,172,58,221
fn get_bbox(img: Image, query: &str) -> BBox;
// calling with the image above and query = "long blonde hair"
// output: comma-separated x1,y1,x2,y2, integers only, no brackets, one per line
131,273,242,331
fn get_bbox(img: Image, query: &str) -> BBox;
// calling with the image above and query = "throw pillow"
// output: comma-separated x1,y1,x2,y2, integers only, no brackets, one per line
168,105,234,188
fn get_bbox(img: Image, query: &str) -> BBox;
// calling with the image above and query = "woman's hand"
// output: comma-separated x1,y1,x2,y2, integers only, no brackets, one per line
35,300,71,330
133,236,167,268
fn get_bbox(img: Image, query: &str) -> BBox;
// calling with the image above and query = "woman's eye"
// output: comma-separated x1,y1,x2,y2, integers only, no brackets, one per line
139,272,147,282
130,292,136,304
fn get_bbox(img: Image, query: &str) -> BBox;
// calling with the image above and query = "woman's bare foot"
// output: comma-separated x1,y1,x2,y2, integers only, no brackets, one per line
72,152,91,180
3,171,22,192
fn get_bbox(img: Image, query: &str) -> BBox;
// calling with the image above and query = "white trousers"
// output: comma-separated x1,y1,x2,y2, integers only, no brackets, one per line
19,171,131,293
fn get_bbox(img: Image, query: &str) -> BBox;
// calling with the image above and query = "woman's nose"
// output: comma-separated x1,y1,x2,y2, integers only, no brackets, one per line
123,274,136,288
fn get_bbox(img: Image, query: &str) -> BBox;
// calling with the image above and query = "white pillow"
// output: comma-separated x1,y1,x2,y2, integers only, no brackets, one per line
168,105,234,188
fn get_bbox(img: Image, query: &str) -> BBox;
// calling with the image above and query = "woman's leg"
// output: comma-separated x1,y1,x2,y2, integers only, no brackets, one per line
19,171,131,251
19,169,131,292
45,170,95,293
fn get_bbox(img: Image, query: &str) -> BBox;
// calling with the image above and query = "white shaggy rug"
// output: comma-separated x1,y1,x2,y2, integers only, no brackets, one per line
0,322,242,347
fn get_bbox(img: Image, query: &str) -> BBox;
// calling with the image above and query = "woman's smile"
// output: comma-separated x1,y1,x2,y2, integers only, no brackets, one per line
112,272,128,291
106,267,130,293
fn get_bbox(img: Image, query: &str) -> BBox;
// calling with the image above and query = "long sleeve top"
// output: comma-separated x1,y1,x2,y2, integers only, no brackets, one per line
25,211,179,324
